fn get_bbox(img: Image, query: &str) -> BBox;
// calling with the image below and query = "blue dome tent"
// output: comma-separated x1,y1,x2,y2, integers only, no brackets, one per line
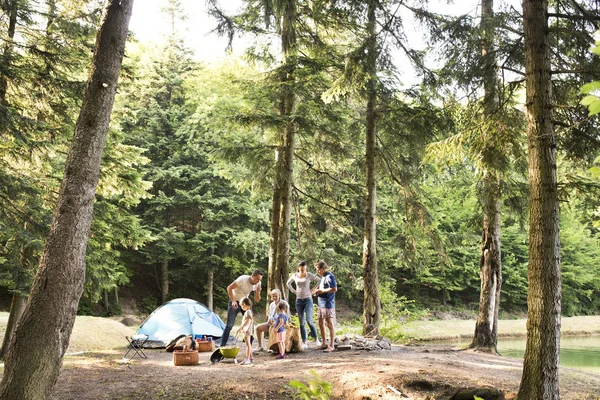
135,298,225,348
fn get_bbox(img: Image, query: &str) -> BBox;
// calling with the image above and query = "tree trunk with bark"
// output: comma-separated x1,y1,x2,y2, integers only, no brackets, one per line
517,0,562,398
104,290,109,313
471,172,502,352
161,260,169,304
207,268,214,311
362,0,381,334
0,228,34,359
0,293,26,360
0,0,18,106
0,1,133,398
267,0,297,302
470,0,503,354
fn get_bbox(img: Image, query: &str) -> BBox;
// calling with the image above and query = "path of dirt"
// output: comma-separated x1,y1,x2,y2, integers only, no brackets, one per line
51,343,600,399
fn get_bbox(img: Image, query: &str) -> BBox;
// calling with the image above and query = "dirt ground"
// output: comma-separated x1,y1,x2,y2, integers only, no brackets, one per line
50,342,600,400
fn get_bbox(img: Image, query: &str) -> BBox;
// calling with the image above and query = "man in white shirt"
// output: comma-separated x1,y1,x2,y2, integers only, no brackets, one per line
220,270,263,346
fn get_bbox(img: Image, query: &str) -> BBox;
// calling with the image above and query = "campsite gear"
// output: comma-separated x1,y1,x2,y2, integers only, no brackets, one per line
219,346,241,358
219,333,241,363
173,345,199,366
210,349,224,364
135,298,225,348
196,340,215,352
219,346,240,364
123,334,148,360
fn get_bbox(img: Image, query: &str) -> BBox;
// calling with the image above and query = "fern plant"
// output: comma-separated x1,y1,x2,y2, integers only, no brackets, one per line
288,369,332,400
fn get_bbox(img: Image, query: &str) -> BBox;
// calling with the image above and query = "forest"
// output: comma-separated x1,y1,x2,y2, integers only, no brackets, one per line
0,0,600,398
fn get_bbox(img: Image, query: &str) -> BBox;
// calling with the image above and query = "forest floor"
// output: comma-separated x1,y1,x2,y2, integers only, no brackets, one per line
50,340,600,400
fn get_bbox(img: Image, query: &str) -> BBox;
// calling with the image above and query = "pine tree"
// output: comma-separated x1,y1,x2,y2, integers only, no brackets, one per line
517,0,561,397
0,0,133,397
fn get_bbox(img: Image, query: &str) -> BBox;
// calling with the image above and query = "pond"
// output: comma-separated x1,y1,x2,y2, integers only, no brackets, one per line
436,335,600,373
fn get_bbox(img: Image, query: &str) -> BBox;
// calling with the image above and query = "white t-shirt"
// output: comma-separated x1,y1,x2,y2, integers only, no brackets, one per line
241,309,254,336
231,275,260,301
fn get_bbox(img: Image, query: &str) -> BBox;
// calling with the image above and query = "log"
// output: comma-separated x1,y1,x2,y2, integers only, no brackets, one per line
268,325,303,353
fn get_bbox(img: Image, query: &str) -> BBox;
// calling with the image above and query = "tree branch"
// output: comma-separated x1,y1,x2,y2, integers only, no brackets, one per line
548,12,600,22
501,66,525,76
295,153,361,193
292,184,351,215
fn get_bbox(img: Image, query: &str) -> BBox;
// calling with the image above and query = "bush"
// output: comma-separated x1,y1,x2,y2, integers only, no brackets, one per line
289,369,332,400
139,296,159,315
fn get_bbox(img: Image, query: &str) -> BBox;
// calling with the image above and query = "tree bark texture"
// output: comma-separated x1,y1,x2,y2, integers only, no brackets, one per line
0,231,35,359
207,268,214,311
0,1,133,398
471,173,502,352
471,0,502,353
0,293,26,360
161,260,169,304
362,0,381,334
517,0,562,398
0,0,18,106
267,0,297,302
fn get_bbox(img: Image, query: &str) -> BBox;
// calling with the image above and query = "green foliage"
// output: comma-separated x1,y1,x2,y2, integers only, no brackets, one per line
290,314,300,328
378,302,427,343
288,370,332,400
581,34,600,116
139,296,159,315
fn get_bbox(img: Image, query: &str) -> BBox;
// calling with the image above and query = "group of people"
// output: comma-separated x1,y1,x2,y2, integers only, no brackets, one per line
220,260,338,365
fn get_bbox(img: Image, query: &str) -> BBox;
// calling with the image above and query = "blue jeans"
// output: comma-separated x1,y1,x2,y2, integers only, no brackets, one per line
296,297,318,342
220,300,244,346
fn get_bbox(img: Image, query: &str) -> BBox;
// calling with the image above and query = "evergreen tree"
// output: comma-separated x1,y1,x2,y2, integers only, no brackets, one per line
518,0,561,397
0,0,133,397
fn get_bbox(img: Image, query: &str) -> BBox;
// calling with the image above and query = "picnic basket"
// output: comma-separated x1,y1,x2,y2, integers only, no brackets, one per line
196,341,214,352
173,346,199,366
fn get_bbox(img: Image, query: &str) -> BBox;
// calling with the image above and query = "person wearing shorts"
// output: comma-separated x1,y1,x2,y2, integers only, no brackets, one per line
273,302,289,359
312,260,337,352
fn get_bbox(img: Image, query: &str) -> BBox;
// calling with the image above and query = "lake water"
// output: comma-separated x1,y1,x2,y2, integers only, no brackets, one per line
438,335,600,373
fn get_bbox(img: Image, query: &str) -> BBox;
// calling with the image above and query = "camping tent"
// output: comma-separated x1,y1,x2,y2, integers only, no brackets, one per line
135,298,225,348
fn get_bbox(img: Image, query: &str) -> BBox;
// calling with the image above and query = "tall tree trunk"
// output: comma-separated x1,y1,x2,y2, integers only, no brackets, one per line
0,228,34,359
0,1,133,398
471,173,502,352
161,259,169,304
268,0,297,301
470,0,502,353
0,0,18,106
267,165,283,300
104,290,109,313
0,294,26,360
207,268,214,311
362,0,381,335
517,0,561,398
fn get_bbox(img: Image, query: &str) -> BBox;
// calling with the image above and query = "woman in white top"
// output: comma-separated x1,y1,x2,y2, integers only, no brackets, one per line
287,260,321,348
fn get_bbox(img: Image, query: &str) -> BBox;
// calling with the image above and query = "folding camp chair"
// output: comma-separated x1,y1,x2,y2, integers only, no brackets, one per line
124,334,149,360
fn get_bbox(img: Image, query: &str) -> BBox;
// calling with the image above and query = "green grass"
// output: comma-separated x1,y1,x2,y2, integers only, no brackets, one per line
337,315,600,342
398,315,600,342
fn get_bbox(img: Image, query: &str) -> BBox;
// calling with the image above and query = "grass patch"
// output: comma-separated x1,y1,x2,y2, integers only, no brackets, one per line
402,315,600,342
338,315,600,343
